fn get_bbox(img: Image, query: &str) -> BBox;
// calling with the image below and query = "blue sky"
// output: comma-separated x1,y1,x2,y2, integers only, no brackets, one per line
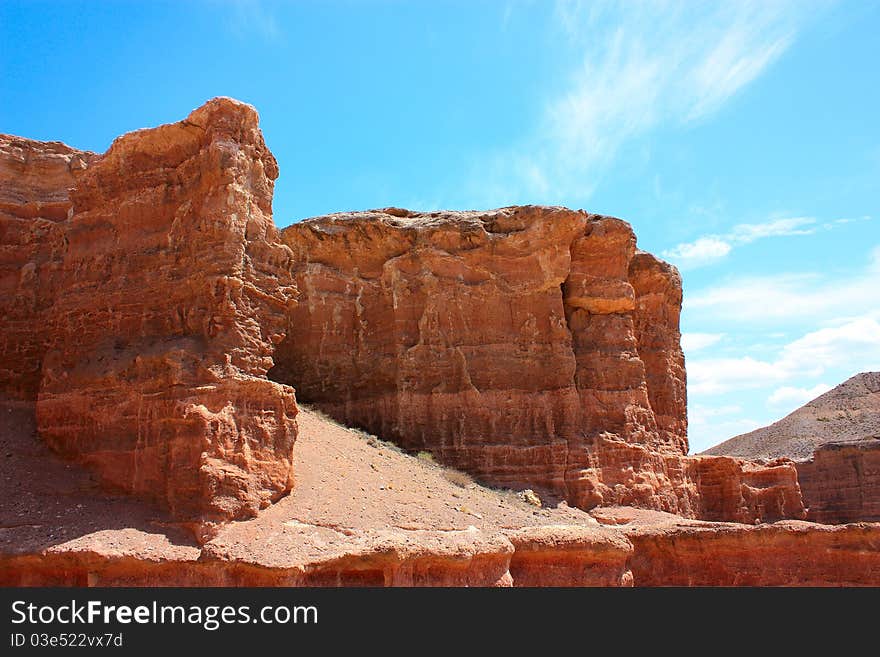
2,0,878,452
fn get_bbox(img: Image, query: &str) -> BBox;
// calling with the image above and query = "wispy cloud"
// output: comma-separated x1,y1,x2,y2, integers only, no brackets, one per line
221,0,281,42
663,216,818,268
768,383,831,408
681,332,725,352
688,315,880,396
469,0,815,206
687,243,880,321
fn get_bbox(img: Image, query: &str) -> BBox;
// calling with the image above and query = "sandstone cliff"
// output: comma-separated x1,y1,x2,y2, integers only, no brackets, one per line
0,136,94,400
0,99,298,539
273,207,803,522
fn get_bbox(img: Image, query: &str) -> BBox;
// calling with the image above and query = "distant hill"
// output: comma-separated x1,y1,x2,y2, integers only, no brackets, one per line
702,372,880,460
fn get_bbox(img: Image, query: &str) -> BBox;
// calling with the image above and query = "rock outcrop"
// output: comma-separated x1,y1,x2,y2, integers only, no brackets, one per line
273,208,804,523
0,99,298,539
706,372,880,524
9,97,880,585
0,136,94,400
796,439,880,523
593,507,880,587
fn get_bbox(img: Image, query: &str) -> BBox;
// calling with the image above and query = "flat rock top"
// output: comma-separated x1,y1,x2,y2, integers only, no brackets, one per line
703,372,880,460
282,205,633,239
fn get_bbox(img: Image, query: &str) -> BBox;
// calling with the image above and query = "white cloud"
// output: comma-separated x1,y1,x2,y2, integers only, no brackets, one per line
687,245,880,322
689,403,743,421
662,216,817,268
664,238,732,266
688,356,787,395
469,0,814,206
777,317,880,374
768,383,831,407
728,217,817,242
688,316,880,396
688,404,762,453
681,332,725,352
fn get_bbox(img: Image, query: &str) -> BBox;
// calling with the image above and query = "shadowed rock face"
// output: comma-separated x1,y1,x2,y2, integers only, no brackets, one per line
0,99,298,540
273,207,803,522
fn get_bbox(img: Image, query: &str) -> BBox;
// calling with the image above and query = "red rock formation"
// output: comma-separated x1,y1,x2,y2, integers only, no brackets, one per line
507,526,634,586
629,251,687,453
0,99,298,539
796,440,880,523
623,515,880,586
0,136,94,400
275,207,803,523
706,372,880,524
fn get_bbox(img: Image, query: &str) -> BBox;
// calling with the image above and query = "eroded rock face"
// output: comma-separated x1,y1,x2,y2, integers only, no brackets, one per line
0,136,94,400
629,251,687,453
628,520,880,586
796,440,880,523
1,99,298,539
275,207,803,522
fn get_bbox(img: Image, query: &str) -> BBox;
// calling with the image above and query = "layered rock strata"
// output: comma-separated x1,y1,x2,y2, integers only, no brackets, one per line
0,99,298,538
274,207,803,522
796,439,880,523
593,507,880,587
0,136,94,400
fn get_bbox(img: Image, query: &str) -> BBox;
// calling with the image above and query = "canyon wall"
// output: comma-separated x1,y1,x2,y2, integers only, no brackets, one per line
275,207,804,522
0,136,93,400
0,99,298,539
796,440,880,523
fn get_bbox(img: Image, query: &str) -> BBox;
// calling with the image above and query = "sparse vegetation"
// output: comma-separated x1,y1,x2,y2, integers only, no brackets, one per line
416,450,436,464
518,488,542,507
441,468,475,489
299,403,405,452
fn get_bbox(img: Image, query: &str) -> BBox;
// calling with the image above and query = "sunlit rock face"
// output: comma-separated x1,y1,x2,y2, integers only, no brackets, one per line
275,206,803,522
1,99,298,540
